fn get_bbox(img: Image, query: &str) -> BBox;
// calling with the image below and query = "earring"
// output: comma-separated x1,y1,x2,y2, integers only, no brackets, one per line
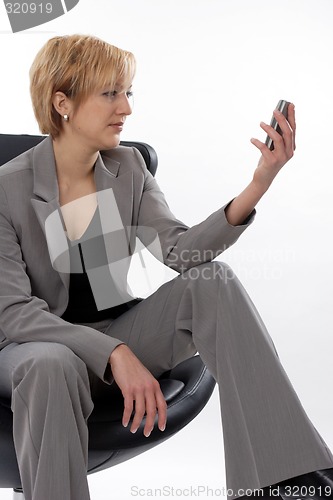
63,114,69,122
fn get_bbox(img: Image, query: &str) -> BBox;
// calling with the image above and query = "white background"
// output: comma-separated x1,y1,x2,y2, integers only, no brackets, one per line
1,0,333,498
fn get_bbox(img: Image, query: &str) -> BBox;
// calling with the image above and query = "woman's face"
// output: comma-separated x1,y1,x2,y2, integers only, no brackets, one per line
67,86,133,152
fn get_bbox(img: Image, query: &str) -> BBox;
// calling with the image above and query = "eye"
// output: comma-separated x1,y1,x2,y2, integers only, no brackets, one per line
101,89,134,103
102,90,117,99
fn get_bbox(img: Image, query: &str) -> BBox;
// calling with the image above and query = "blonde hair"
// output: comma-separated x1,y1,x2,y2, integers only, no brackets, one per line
30,34,136,138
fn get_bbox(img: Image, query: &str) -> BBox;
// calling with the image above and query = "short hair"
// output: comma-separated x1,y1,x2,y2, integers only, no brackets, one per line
29,34,136,138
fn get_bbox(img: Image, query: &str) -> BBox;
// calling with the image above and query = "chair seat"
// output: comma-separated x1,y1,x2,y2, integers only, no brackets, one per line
0,355,216,487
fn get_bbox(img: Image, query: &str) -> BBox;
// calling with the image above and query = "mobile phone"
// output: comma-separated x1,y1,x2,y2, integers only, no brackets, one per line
265,99,290,151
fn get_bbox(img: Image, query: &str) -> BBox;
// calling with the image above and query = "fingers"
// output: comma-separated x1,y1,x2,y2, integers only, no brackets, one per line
122,396,134,428
250,122,285,161
130,393,146,434
122,381,167,438
110,345,167,438
251,103,296,160
287,102,296,150
155,388,167,433
272,105,295,156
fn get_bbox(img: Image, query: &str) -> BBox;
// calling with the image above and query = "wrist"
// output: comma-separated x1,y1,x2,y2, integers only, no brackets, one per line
251,174,272,197
109,343,127,364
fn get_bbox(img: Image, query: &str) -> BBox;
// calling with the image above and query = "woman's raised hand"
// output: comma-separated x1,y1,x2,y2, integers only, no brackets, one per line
224,103,296,227
250,103,296,191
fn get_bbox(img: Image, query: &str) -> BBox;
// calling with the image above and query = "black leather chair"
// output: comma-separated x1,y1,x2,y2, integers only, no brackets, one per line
0,134,216,499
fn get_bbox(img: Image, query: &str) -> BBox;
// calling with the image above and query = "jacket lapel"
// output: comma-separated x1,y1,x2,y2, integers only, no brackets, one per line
95,151,134,233
30,136,69,290
30,136,134,294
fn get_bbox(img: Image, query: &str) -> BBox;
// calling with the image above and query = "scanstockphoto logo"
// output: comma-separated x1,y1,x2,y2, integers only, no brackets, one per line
3,0,80,33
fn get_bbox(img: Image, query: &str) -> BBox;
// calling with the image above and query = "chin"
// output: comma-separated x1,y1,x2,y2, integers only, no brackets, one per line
99,136,121,151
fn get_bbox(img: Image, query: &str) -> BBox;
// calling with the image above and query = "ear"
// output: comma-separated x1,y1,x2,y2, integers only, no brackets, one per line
52,91,73,118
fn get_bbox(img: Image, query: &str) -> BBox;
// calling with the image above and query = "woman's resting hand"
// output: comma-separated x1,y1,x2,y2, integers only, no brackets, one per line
109,344,167,437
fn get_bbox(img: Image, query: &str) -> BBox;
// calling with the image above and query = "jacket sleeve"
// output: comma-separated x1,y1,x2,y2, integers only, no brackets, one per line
135,149,255,273
0,184,120,382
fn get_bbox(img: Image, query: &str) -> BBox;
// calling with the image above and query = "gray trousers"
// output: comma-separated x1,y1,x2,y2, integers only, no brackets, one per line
0,262,332,500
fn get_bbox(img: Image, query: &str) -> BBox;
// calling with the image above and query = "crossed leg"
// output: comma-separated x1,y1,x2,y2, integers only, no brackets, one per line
101,261,333,499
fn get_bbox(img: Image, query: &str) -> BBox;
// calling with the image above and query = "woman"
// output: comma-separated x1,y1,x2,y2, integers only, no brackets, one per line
0,34,332,500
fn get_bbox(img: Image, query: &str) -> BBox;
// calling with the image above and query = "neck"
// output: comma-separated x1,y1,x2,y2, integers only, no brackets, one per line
52,134,99,185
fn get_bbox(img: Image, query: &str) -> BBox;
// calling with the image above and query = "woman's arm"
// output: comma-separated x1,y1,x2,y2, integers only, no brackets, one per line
0,183,121,383
107,104,296,438
135,105,295,273
225,103,296,226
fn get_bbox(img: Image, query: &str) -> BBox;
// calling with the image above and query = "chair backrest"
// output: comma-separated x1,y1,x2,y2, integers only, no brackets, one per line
0,134,158,176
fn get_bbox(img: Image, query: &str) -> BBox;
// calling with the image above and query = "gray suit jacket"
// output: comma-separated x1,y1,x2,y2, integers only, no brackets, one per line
0,136,254,381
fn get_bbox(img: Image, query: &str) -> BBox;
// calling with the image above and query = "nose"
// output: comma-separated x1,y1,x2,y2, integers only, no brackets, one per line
116,92,133,116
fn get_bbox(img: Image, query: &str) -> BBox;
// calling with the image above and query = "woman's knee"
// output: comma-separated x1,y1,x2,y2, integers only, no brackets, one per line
12,342,88,386
11,343,93,430
182,261,236,285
